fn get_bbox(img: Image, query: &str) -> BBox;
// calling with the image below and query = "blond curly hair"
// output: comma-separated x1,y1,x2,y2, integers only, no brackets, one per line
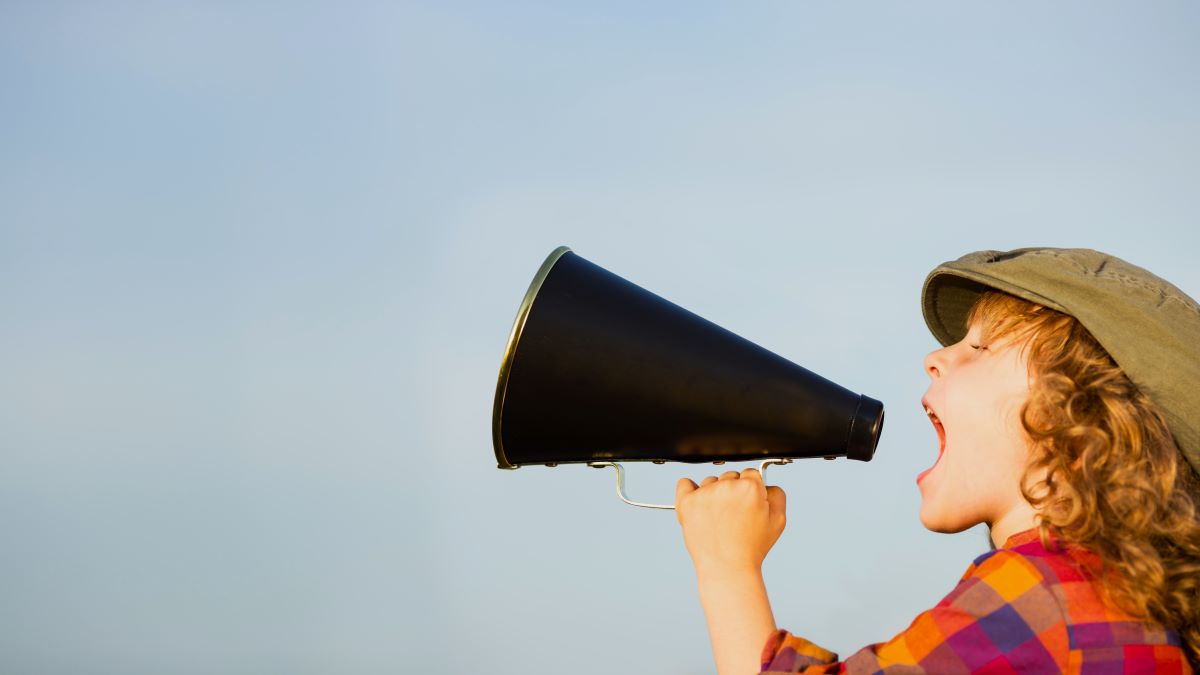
967,289,1200,666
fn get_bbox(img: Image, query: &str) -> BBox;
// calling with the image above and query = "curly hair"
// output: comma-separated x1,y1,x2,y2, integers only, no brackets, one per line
966,289,1200,666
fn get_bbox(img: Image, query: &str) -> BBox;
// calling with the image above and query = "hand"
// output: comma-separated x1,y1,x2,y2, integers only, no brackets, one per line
675,468,787,574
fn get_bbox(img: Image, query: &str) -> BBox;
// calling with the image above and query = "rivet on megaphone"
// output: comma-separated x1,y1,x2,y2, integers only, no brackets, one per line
652,460,665,464
713,460,725,465
824,456,836,460
545,462,558,467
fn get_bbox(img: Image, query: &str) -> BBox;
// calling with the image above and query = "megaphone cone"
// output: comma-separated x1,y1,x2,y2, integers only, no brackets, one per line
493,246,884,471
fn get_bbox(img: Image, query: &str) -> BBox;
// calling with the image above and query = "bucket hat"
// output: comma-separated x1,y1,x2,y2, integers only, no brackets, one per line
920,247,1200,477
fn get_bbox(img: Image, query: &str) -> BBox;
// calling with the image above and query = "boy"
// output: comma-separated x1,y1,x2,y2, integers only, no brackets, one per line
676,248,1200,674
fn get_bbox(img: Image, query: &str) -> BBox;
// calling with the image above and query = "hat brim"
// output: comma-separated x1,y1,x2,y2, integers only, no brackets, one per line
921,268,1070,348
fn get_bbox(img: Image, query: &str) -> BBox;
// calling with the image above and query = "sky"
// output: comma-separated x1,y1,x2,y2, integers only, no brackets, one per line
1,2,1198,674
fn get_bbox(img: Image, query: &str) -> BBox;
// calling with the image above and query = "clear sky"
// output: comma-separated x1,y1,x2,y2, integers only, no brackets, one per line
2,2,1198,674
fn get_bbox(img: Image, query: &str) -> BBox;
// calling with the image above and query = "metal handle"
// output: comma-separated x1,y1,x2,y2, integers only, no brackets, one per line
587,459,794,510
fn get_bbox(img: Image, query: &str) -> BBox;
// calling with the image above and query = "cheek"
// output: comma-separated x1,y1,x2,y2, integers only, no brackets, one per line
944,376,1008,437
943,385,1027,467
960,394,1033,480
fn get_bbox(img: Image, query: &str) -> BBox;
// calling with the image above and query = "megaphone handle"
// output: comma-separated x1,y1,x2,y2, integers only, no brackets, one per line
588,459,794,510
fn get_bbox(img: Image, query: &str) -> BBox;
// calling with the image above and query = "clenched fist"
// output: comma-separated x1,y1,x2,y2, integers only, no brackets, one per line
675,468,787,574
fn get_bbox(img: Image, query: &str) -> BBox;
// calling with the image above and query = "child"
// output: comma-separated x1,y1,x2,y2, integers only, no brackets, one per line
675,247,1200,674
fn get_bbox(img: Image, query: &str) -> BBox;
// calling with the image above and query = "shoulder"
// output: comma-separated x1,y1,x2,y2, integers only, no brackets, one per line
952,531,1095,600
954,535,1187,655
992,537,1190,657
875,543,1073,672
936,541,1072,656
830,545,1074,672
942,543,1064,615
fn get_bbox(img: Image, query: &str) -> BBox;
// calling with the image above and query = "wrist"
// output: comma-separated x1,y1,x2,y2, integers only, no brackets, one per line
693,558,763,581
690,562,776,675
693,561,765,592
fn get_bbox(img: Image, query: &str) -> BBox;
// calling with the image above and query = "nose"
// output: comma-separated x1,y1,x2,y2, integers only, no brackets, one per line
924,345,948,379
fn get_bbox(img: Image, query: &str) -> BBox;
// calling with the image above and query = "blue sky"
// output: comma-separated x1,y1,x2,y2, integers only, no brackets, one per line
2,2,1198,673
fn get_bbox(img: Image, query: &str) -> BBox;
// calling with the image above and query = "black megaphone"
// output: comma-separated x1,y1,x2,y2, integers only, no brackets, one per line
492,246,884,509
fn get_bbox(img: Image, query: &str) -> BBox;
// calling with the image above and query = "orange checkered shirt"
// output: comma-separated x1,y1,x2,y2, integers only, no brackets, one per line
760,528,1193,673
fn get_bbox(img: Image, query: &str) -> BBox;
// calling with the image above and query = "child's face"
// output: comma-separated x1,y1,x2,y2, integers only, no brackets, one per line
918,319,1035,536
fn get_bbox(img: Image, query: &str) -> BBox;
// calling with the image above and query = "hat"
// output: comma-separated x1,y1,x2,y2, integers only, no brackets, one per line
920,247,1200,477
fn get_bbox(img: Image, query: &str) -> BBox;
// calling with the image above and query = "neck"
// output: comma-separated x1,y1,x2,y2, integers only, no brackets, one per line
989,503,1039,549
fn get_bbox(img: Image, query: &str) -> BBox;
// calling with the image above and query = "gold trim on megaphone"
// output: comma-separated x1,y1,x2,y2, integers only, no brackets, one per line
492,245,573,469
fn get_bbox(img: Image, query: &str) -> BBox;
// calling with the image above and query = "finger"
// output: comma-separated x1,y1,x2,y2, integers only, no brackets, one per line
675,478,698,524
718,470,741,480
675,478,698,517
738,468,766,498
675,477,698,500
740,468,763,483
699,475,719,487
766,485,787,516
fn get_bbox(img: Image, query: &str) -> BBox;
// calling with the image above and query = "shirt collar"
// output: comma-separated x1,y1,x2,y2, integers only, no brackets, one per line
1001,526,1043,549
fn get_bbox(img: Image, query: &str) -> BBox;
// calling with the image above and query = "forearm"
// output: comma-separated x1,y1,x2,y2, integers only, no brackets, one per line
695,564,778,675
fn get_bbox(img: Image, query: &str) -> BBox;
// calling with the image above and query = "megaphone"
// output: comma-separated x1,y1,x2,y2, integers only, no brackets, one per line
492,246,884,509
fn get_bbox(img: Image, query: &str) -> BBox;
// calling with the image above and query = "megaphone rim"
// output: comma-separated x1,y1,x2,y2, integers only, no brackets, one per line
493,245,573,470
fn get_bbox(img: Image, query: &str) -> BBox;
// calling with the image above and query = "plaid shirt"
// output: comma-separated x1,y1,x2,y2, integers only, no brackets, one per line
760,528,1192,674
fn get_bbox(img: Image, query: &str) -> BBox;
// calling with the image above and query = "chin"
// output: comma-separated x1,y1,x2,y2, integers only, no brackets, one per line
919,501,978,534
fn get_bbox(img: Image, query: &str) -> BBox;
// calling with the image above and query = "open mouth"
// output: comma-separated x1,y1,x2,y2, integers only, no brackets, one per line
917,404,946,484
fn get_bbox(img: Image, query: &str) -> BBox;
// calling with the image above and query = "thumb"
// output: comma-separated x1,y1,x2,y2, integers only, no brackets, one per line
765,485,787,522
675,477,698,505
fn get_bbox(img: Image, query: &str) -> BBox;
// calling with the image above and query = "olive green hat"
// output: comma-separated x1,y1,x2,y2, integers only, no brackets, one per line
920,247,1200,477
